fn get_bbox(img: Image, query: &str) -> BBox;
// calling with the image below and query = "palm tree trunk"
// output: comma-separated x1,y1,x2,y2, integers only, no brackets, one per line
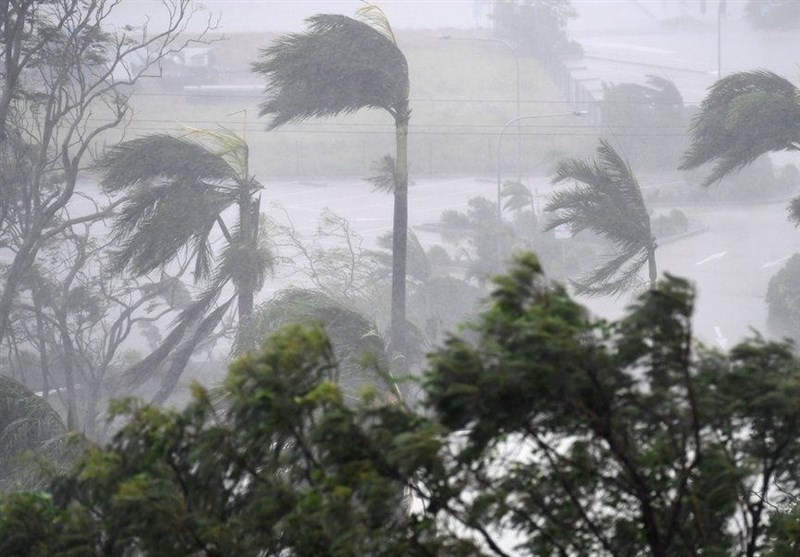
237,191,257,320
391,116,409,363
648,244,658,289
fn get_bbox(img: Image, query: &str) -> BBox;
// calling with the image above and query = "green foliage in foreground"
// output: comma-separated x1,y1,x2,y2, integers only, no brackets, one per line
1,255,799,556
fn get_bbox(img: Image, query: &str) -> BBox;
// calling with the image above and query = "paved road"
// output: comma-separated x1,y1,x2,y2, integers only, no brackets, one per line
567,0,800,103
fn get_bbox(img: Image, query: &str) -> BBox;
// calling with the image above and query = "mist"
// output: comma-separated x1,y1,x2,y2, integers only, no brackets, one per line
1,1,799,545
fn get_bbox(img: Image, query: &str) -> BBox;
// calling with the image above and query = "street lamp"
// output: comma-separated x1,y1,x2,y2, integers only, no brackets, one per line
439,34,522,180
717,0,727,78
495,111,585,267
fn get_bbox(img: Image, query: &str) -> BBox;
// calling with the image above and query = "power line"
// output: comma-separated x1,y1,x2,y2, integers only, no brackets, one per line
85,116,690,130
127,90,704,105
105,125,691,138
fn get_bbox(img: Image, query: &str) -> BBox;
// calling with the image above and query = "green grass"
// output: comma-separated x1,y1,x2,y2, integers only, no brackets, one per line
111,29,591,179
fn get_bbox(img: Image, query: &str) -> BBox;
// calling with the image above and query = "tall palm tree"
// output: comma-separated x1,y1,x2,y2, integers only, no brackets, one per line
680,70,800,224
95,130,273,400
253,4,411,358
545,140,657,297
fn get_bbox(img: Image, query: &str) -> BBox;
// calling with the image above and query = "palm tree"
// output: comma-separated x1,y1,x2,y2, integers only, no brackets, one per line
0,375,69,491
235,288,399,402
545,140,657,297
253,4,411,358
680,70,800,224
95,130,273,401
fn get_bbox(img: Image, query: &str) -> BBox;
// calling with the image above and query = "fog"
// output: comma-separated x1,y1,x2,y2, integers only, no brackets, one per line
2,0,799,437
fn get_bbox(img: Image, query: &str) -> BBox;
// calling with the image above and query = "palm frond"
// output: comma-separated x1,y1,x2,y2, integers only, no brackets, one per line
108,180,235,280
788,195,800,227
548,140,650,250
0,375,67,491
572,249,649,297
355,1,397,44
151,296,235,405
236,289,391,395
254,13,409,128
643,75,683,107
216,224,275,293
374,229,430,283
367,154,396,193
95,134,236,193
501,180,533,212
680,70,800,186
547,140,655,296
123,279,230,388
183,127,250,179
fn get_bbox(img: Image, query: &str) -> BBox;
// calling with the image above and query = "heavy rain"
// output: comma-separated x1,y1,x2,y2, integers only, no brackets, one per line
1,1,799,554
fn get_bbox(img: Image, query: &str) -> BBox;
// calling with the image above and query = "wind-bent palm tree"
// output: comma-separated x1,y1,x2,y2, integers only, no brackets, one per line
545,140,657,297
0,375,68,491
681,70,800,224
234,288,399,402
253,4,411,358
95,130,272,401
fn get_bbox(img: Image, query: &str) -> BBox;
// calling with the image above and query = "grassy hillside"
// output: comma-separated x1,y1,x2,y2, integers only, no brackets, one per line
109,29,590,179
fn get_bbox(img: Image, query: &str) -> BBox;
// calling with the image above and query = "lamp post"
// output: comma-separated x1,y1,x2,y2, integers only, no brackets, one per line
495,111,585,268
717,0,727,78
439,35,522,180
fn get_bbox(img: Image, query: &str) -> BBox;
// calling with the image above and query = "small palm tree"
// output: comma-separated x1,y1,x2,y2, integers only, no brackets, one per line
545,140,657,297
253,4,411,357
0,375,68,491
681,70,800,224
95,130,273,400
235,288,399,402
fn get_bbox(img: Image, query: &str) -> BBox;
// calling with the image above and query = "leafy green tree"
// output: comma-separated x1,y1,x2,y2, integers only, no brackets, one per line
95,130,273,402
680,70,800,224
253,4,412,358
545,139,657,296
2,255,799,555
425,255,800,556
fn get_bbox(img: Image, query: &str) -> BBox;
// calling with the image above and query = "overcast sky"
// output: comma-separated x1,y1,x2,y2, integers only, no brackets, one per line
115,1,490,32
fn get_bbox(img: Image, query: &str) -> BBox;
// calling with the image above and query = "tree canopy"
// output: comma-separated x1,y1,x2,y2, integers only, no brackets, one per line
1,255,798,556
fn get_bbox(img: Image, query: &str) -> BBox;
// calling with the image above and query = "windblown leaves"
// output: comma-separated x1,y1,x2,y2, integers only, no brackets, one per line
681,70,800,186
546,139,656,296
254,14,410,128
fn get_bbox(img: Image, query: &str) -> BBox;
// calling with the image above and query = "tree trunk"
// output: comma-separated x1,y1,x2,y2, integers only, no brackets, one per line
32,288,51,399
391,116,409,365
57,313,78,430
648,243,658,289
237,190,256,320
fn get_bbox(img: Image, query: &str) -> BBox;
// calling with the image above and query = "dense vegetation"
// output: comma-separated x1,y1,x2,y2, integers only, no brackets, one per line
1,255,798,556
1,2,798,554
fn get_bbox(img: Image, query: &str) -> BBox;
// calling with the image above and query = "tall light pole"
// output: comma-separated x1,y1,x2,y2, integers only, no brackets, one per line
717,0,727,78
439,35,522,180
495,111,585,268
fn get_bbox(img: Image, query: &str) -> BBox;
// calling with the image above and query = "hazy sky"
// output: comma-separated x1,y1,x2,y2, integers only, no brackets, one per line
116,0,489,32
